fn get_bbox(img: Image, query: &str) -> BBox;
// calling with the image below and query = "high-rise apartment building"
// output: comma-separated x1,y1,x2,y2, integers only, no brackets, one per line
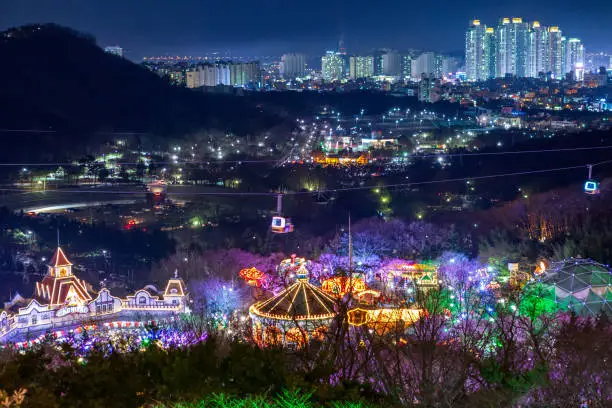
321,51,345,81
401,55,412,79
418,74,436,102
411,52,437,79
349,56,374,79
529,21,549,78
186,61,260,88
585,52,611,72
495,17,529,77
382,51,402,76
372,50,385,76
280,53,306,78
484,27,496,79
548,27,564,79
465,20,487,81
465,21,497,81
466,18,585,80
230,61,261,86
565,38,585,74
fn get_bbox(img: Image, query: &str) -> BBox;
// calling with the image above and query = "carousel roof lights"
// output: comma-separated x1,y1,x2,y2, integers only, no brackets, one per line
249,279,337,321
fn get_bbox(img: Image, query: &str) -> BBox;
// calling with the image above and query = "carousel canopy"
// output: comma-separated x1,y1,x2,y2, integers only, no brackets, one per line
250,279,337,321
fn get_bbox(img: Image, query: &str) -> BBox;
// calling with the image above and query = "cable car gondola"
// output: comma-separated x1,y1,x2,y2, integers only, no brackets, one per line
584,164,600,196
271,194,294,234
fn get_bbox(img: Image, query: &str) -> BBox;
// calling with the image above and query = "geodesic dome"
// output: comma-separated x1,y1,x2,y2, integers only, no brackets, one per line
534,258,612,316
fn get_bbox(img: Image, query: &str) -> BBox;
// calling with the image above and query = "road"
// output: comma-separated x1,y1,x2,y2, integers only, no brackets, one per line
0,183,251,213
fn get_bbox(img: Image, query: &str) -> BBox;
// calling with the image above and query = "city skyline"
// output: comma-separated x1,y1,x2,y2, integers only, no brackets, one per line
2,0,612,59
465,18,587,81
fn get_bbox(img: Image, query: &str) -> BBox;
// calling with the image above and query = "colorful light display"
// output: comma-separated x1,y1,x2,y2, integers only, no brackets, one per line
277,254,310,280
249,267,337,347
377,260,439,287
347,307,423,334
0,247,188,344
525,258,612,317
321,276,367,297
3,319,207,352
239,267,266,287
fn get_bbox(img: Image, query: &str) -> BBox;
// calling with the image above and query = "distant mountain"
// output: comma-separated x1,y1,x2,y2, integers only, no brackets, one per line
0,24,283,160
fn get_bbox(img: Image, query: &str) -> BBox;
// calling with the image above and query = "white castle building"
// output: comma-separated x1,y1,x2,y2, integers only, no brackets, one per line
0,247,189,344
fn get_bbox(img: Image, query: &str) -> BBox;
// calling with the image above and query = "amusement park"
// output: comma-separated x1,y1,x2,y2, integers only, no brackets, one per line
1,217,611,407
2,161,612,407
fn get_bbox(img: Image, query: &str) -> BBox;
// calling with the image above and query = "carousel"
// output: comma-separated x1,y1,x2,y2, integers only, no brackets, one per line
249,267,337,348
277,254,309,281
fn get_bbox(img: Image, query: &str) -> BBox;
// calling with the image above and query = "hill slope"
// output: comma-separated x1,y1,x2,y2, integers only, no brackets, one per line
0,24,283,160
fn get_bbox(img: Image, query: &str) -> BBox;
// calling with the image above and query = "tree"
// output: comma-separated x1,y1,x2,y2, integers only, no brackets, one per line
135,162,146,180
97,168,110,183
119,168,129,182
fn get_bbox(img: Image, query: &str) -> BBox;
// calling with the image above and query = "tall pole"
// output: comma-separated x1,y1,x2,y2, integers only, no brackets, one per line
348,214,352,274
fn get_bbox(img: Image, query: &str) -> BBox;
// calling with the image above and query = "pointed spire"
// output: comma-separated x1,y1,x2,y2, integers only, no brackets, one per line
50,247,72,267
174,269,178,279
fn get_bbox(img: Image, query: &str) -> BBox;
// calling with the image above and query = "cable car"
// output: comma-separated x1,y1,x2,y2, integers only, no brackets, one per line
271,194,294,234
584,180,600,195
584,165,600,196
271,216,294,233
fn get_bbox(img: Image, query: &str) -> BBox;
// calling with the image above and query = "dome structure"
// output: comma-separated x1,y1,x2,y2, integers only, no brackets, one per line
530,258,612,316
249,272,337,347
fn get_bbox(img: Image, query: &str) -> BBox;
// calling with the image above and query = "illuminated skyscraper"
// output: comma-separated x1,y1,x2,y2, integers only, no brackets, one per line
565,38,585,75
465,20,486,81
529,21,549,77
495,17,529,77
484,27,496,79
349,56,374,79
495,18,510,76
321,51,345,81
468,18,584,79
513,18,531,77
548,27,564,79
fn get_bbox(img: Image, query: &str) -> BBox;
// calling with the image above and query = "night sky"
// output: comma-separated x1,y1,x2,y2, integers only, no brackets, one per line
2,0,611,59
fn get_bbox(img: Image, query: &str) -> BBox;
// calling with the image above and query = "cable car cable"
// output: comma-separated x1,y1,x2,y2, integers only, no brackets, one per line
4,161,612,198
